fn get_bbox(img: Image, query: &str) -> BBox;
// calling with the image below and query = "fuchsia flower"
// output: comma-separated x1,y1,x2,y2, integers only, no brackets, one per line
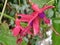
27,4,54,35
12,16,33,36
28,4,54,25
12,3,54,43
13,4,54,36
12,14,33,43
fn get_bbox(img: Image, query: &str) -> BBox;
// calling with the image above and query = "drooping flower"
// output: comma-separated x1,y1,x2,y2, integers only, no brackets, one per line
12,2,55,43
28,4,54,25
12,14,33,36
12,19,21,36
27,4,54,35
12,14,33,43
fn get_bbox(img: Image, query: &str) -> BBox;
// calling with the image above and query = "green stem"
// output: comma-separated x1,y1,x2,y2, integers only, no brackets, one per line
0,12,15,21
0,0,8,23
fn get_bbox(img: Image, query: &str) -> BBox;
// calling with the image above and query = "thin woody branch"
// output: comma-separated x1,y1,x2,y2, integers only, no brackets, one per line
50,25,60,36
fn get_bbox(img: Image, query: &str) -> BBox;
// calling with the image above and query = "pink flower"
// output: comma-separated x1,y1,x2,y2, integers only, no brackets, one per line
12,3,54,43
12,14,33,40
12,26,21,36
43,16,50,24
12,14,33,43
28,4,54,35
29,4,54,24
12,19,23,36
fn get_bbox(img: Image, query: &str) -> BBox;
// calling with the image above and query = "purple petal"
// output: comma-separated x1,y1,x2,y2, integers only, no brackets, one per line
30,21,33,26
38,12,45,18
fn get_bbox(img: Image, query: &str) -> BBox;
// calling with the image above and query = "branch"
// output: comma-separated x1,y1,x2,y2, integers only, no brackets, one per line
51,25,60,36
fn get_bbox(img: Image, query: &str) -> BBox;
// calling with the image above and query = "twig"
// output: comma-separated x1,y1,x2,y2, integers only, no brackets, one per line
0,0,8,23
6,3,12,11
51,25,60,36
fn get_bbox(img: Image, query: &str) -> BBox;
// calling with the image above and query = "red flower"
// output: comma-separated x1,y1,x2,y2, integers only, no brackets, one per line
12,3,54,43
12,14,33,37
12,14,33,43
43,16,50,24
27,4,54,35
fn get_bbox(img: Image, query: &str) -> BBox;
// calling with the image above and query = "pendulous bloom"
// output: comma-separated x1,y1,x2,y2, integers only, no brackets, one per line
12,2,54,43
27,4,54,35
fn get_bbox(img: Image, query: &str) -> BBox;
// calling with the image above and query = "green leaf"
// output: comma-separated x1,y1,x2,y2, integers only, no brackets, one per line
0,23,16,45
52,18,60,45
58,0,60,12
32,0,49,8
0,23,9,35
47,0,54,5
47,9,54,18
22,40,27,45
